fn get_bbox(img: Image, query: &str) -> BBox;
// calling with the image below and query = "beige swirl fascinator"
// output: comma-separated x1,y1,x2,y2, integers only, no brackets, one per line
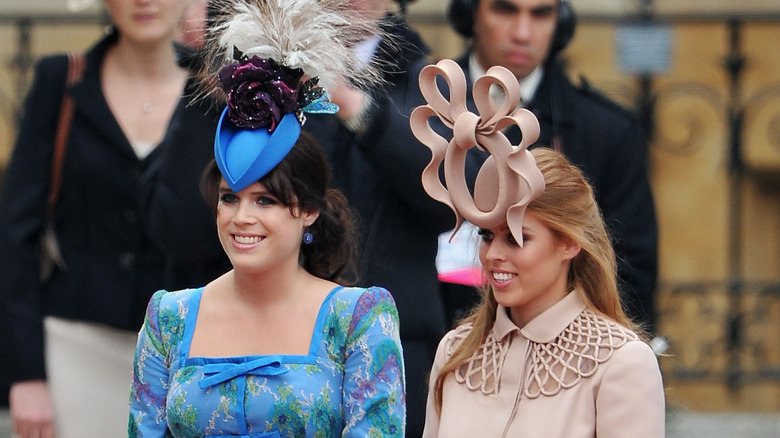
409,59,545,246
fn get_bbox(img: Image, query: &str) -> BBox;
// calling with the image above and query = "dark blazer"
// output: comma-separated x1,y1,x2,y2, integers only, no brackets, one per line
0,33,228,386
303,16,483,437
452,52,659,332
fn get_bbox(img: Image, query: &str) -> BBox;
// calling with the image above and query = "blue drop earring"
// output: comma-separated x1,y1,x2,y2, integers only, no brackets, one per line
302,228,314,245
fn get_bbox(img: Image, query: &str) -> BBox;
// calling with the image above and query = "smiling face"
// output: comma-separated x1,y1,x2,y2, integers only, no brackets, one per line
478,212,579,327
216,180,318,274
472,0,558,80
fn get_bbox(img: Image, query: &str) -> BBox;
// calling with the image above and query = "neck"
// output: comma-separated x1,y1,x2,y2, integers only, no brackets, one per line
108,36,182,80
230,264,313,309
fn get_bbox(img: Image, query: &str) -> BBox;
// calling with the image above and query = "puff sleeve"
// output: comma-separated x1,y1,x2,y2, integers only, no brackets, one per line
128,290,176,438
595,340,665,437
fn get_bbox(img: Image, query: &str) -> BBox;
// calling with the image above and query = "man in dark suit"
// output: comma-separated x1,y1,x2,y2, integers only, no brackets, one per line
302,1,483,435
441,0,660,336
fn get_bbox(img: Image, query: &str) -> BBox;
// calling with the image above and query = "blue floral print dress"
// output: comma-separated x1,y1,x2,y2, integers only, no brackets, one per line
128,286,405,437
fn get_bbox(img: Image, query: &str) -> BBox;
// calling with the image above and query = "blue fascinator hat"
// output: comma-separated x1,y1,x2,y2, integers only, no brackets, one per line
214,55,338,193
205,0,387,193
215,109,300,193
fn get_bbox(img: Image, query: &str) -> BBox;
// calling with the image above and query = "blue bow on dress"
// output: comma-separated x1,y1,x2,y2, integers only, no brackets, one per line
199,356,289,388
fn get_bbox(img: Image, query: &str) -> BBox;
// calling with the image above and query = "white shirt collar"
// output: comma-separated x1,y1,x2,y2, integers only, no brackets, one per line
353,35,382,71
468,53,544,107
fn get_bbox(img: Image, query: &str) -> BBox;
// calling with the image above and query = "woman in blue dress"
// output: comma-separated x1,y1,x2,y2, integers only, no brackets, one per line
128,1,405,436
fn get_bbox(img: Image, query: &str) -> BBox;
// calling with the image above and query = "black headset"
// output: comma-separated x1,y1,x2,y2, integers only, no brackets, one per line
447,0,577,57
394,0,419,17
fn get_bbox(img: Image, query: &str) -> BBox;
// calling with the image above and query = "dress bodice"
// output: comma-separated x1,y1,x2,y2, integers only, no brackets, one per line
129,286,405,437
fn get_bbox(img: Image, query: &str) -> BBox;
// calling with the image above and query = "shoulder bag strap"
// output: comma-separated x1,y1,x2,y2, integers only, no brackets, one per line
46,51,86,220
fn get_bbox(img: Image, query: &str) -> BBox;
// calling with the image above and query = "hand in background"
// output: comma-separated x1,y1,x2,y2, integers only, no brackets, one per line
328,77,370,126
10,380,55,438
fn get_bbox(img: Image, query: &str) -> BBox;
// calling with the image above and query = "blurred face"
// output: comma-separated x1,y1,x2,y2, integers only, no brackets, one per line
478,213,579,327
216,180,318,274
348,0,392,20
472,0,558,80
103,0,189,44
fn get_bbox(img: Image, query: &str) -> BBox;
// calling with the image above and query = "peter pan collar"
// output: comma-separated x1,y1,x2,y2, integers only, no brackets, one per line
494,291,587,343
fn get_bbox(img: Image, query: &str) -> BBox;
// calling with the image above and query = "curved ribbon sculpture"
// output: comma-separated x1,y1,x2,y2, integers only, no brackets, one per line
409,59,546,245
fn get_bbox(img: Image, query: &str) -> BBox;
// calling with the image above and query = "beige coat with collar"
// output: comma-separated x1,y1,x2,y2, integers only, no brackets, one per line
423,291,665,437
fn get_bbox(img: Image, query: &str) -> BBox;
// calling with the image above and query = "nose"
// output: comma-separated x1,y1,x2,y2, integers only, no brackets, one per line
483,239,507,263
510,13,533,41
233,201,258,224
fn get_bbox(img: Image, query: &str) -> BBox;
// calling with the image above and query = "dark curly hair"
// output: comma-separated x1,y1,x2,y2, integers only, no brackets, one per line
200,131,359,285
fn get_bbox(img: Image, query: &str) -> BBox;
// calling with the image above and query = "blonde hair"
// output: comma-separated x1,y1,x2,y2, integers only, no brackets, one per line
432,147,640,412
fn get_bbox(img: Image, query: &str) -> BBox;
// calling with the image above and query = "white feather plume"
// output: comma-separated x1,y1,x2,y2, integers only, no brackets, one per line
204,0,382,92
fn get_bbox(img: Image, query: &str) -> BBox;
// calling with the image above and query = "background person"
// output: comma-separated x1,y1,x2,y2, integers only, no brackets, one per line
0,0,227,436
441,0,659,336
303,1,484,434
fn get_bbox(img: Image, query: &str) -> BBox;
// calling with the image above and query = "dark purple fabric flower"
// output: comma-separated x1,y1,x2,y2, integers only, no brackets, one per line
218,56,303,131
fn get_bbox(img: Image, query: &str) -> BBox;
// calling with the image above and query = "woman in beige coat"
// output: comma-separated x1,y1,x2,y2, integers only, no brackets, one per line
410,59,665,437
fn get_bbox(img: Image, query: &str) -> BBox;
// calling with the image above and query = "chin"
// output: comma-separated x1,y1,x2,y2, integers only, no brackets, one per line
492,287,519,305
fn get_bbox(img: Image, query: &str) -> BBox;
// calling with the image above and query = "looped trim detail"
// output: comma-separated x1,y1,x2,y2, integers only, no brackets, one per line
448,310,639,399
449,324,508,396
524,310,639,399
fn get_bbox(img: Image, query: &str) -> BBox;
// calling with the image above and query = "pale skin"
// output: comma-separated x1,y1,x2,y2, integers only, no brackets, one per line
478,212,580,328
189,180,336,359
9,1,190,437
472,0,558,81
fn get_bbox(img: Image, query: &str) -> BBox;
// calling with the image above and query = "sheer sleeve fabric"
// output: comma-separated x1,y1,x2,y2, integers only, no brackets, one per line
340,287,406,437
128,290,177,437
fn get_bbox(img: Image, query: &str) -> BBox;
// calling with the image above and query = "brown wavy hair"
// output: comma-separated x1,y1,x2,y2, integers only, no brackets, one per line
200,131,359,285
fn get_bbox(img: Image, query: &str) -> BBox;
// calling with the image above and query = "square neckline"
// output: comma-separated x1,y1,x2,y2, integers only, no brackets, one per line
179,285,344,366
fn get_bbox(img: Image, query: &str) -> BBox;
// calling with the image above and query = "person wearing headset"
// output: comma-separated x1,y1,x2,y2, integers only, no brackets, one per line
303,1,484,436
439,0,660,339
